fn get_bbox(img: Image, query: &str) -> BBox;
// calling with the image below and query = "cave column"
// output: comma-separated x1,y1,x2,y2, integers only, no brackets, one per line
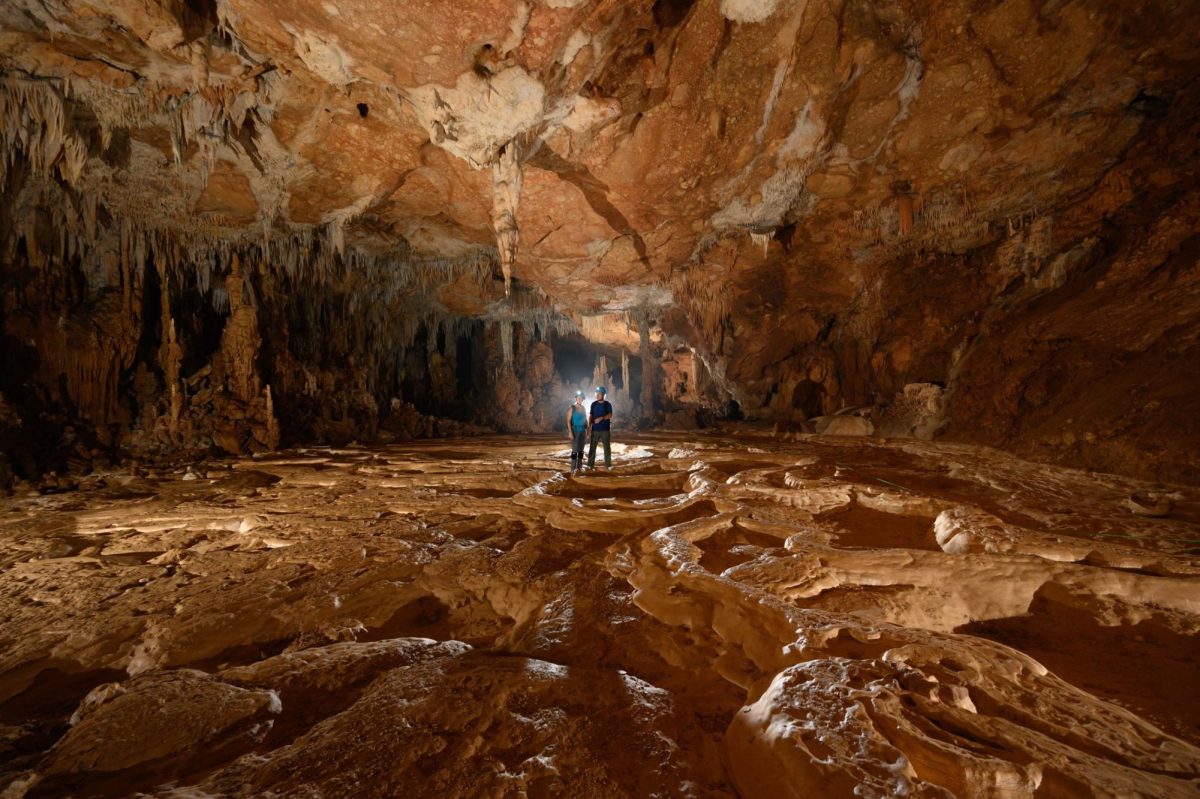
166,321,183,436
219,254,261,403
156,256,184,437
638,315,654,422
621,350,630,412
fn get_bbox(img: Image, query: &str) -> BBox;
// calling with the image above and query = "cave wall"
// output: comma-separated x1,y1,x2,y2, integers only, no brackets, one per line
0,0,1197,485
666,73,1200,483
0,179,587,485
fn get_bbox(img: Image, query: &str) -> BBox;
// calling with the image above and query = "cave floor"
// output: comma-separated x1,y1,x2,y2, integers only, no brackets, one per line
2,432,1199,797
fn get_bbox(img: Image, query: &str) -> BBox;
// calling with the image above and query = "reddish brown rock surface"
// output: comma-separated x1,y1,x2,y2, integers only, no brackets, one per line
1,0,1197,484
1,3,1199,793
0,435,1197,796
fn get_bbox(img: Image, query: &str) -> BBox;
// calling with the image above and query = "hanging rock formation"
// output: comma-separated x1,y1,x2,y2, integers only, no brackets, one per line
491,141,523,296
1,0,1197,480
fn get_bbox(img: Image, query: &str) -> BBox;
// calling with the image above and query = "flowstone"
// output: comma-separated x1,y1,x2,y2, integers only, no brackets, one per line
1,433,1197,796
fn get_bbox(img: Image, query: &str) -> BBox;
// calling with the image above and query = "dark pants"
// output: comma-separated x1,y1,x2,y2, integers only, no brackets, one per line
588,430,611,468
569,428,586,471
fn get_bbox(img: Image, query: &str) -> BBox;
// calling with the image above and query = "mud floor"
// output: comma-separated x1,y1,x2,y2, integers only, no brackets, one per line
1,432,1198,797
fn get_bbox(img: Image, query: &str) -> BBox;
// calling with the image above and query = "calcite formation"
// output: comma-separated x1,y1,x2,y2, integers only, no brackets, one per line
1,0,1199,795
0,434,1197,796
0,0,1196,483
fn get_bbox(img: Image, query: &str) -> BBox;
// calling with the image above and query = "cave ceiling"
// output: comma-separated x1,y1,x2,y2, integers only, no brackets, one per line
4,0,1192,320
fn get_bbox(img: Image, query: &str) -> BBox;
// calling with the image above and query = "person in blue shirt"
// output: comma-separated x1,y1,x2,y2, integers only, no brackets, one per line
565,390,588,474
587,386,614,469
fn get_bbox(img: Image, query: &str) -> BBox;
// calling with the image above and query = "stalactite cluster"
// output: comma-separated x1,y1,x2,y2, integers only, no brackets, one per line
0,0,1196,488
0,174,587,486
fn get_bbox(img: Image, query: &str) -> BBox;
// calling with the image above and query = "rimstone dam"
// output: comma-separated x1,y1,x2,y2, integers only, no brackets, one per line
0,1,1198,797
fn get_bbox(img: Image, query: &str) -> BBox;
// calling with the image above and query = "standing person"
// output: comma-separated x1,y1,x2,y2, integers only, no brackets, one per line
565,390,588,474
587,386,614,469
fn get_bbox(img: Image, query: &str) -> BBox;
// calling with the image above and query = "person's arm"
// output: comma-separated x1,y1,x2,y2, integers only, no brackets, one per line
566,407,573,439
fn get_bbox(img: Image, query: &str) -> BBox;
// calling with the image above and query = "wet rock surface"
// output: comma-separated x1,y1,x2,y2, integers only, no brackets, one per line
1,432,1197,796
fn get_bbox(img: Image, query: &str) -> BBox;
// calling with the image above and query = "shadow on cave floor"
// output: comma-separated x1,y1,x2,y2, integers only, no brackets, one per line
957,589,1200,746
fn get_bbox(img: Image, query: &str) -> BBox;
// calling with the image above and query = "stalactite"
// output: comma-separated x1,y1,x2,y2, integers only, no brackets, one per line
898,195,915,237
749,228,773,256
60,136,87,187
491,141,523,296
329,215,347,260
668,265,729,362
851,182,1017,255
0,149,575,459
996,215,1054,283
0,77,84,187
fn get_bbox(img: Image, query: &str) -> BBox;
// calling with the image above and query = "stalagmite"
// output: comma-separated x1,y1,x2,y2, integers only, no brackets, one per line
590,353,609,400
264,385,280,450
498,319,514,364
443,325,457,363
166,321,183,436
157,257,184,437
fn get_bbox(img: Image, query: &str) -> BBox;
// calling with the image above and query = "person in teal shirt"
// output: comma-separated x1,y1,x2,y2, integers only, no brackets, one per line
566,390,588,473
587,386,613,469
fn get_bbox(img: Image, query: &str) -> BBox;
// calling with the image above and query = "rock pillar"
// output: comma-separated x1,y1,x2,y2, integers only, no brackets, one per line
639,317,654,422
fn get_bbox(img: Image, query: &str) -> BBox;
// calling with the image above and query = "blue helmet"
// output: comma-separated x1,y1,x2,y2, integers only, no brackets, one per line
595,386,607,395
574,390,585,398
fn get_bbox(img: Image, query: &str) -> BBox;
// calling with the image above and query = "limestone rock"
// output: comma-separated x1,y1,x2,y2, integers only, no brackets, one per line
877,383,946,440
17,669,280,796
0,0,1196,481
195,649,728,798
1,434,1198,795
1,0,1200,794
813,415,875,437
